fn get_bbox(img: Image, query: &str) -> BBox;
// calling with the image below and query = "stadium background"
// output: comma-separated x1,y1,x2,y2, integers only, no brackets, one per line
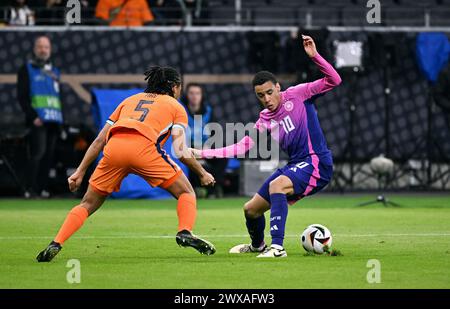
0,0,450,290
0,0,449,196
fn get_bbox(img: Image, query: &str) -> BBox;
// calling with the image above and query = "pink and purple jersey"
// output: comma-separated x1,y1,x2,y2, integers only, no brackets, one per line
254,53,341,164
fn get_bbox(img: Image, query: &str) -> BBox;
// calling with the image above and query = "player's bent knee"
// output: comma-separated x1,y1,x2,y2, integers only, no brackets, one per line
80,187,106,216
179,179,195,197
180,190,196,200
243,200,262,218
166,174,196,199
269,176,293,195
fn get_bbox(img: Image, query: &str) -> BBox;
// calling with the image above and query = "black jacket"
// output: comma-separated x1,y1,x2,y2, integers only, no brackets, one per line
433,65,450,114
17,64,38,126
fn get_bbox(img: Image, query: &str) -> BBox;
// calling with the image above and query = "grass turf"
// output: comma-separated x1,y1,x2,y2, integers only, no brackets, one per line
0,194,449,288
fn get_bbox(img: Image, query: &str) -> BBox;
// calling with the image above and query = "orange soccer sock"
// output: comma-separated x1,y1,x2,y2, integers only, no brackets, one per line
54,206,89,245
177,193,197,232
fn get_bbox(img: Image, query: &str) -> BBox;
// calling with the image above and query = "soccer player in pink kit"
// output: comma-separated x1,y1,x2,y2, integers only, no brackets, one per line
194,35,342,257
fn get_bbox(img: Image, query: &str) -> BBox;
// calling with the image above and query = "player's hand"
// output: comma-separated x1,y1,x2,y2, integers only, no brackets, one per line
33,117,43,127
200,172,216,187
189,147,202,159
302,35,317,58
68,170,85,192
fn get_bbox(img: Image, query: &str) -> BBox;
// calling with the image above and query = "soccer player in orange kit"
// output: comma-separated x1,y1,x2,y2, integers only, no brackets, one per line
36,66,216,262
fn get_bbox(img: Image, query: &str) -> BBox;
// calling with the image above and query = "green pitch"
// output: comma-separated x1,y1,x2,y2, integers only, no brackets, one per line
0,194,449,289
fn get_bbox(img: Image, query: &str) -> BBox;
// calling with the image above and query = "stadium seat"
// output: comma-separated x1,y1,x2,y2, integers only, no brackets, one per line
384,7,426,26
311,0,359,7
209,6,237,25
397,0,438,7
242,0,271,8
304,7,341,27
268,0,312,7
430,7,450,26
208,0,233,6
341,6,370,27
252,8,300,26
378,0,401,8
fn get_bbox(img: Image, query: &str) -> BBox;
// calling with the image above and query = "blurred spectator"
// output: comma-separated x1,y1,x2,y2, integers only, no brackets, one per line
80,0,98,25
96,0,154,26
181,83,227,198
180,0,209,25
17,36,64,198
7,0,35,26
34,0,65,25
148,0,183,25
433,63,450,127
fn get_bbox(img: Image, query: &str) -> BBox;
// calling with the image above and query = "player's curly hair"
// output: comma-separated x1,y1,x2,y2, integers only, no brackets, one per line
144,66,181,97
252,71,278,87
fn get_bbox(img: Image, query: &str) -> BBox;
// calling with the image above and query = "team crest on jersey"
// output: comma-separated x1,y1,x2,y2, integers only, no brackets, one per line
284,100,294,111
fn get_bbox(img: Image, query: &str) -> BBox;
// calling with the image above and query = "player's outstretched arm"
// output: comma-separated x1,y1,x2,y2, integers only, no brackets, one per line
190,136,255,159
172,126,216,187
286,35,342,100
68,123,111,192
304,35,342,93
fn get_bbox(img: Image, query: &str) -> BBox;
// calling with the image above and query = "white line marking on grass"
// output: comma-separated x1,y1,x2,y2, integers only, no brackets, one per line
1,233,450,240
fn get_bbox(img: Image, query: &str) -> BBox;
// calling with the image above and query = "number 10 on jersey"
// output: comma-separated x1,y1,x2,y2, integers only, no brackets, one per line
280,116,295,133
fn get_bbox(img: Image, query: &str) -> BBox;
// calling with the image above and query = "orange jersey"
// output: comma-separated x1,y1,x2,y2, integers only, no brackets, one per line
90,93,187,195
90,129,182,195
106,92,188,147
95,0,154,27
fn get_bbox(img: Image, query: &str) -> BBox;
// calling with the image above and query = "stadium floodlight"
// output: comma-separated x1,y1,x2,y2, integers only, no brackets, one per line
333,40,364,72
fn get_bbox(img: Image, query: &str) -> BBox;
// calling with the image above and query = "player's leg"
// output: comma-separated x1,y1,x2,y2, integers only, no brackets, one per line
37,124,59,197
229,193,270,253
230,169,285,254
26,125,46,197
256,175,294,258
36,133,130,262
244,193,271,249
36,186,107,262
163,172,197,232
163,172,216,255
258,159,326,258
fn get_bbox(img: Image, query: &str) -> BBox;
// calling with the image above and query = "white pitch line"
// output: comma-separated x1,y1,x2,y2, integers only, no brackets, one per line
1,233,450,240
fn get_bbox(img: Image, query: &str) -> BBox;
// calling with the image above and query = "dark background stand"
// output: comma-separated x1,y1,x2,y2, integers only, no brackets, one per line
0,133,28,195
332,69,359,192
357,34,402,206
357,174,402,207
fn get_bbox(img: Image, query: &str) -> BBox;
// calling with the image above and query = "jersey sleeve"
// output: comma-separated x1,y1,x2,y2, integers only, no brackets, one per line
106,103,123,125
254,118,263,132
172,102,188,130
254,117,268,133
283,83,311,102
283,53,342,101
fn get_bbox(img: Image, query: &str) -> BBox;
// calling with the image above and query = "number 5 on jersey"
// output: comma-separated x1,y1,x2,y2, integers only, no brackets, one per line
135,100,153,122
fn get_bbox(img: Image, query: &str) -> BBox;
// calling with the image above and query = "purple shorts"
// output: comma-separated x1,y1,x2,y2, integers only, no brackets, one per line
257,156,333,205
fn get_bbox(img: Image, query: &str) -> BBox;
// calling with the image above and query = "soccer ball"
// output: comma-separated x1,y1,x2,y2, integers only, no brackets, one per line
301,224,332,254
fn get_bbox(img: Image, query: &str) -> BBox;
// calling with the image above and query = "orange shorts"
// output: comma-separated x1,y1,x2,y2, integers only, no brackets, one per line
89,129,182,196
